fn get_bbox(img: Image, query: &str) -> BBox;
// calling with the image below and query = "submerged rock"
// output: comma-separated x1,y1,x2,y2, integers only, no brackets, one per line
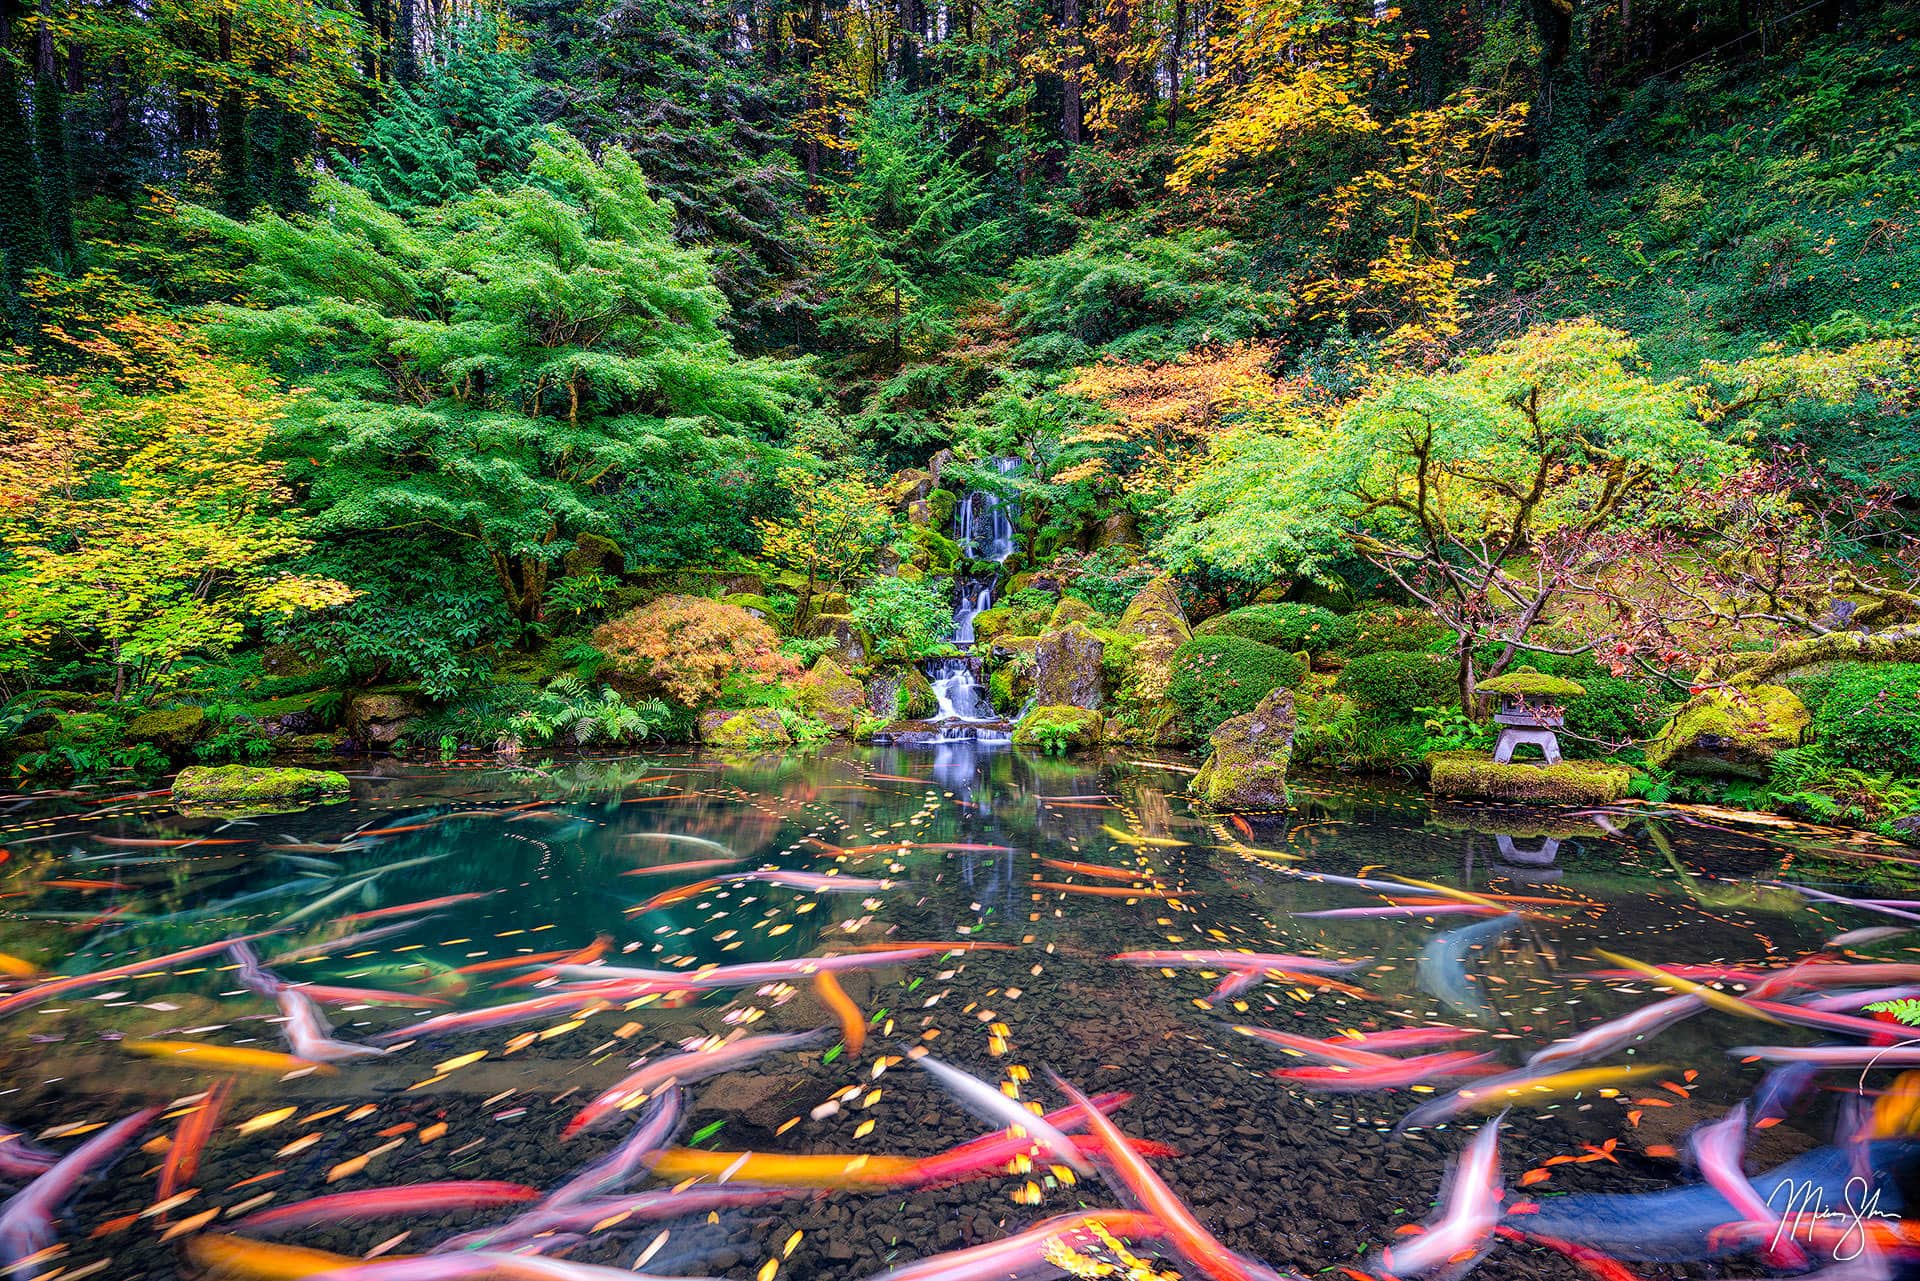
1033,622,1105,709
1427,750,1633,804
1645,684,1809,778
1191,688,1295,809
698,707,793,748
1011,705,1105,752
172,765,349,810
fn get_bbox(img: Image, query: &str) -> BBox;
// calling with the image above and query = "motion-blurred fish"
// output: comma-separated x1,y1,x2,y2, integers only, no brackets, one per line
1299,905,1508,919
1417,914,1521,1024
122,1039,329,1076
1033,881,1172,898
232,1181,541,1232
1402,1064,1670,1127
546,1090,683,1206
1376,1116,1503,1278
436,1184,802,1252
0,1106,157,1279
620,859,742,878
0,1128,54,1181
621,833,740,859
1272,1051,1500,1091
1114,950,1369,974
868,1210,1169,1281
1038,858,1153,881
1690,1103,1805,1268
815,971,867,1056
185,1233,363,1280
0,934,274,1019
158,1076,232,1205
1100,826,1187,848
1231,1025,1407,1069
553,946,947,991
1528,996,1703,1071
276,988,386,1062
339,892,491,924
565,1029,825,1137
1591,951,1782,1024
1726,1046,1920,1066
911,1051,1091,1175
729,869,891,893
1050,1071,1269,1281
371,987,629,1044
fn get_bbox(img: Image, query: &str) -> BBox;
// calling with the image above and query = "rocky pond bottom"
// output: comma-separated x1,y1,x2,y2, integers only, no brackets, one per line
2,746,1919,1281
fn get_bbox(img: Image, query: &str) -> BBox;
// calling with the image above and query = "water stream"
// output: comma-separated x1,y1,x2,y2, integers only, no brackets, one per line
922,458,1017,741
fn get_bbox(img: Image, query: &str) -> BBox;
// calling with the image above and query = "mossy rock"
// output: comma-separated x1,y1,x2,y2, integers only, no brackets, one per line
991,634,1042,660
723,594,782,625
346,690,423,748
1645,684,1809,778
563,531,625,578
272,732,346,757
1476,666,1587,699
1116,576,1191,703
794,658,868,735
909,525,962,574
172,765,350,810
1427,751,1633,805
988,661,1031,716
127,706,209,754
1049,597,1094,629
927,488,957,529
1011,706,1105,752
248,691,339,736
970,607,1019,642
1191,688,1295,809
261,644,324,680
804,614,869,667
1033,622,1105,710
697,707,793,749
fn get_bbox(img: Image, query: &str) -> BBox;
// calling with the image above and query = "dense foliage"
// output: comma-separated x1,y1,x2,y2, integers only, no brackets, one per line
1167,636,1305,739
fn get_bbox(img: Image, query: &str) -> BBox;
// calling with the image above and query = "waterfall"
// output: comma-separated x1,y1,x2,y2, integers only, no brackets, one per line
918,457,1018,744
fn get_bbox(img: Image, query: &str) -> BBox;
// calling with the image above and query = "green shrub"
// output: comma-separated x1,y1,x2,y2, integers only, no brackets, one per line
848,577,953,663
1811,663,1920,774
1064,546,1159,616
1167,636,1305,738
1334,650,1458,719
1194,603,1356,654
1563,674,1667,748
1342,606,1450,658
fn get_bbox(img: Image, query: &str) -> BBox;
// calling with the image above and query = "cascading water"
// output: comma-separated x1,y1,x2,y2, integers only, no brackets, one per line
922,457,1018,743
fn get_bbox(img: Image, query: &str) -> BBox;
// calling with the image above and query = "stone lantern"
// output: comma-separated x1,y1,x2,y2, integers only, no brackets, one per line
1473,667,1586,766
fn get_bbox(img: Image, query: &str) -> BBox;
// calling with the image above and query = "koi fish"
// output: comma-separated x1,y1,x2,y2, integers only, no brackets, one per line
621,833,740,859
1033,881,1171,898
435,1184,803,1252
185,1232,363,1280
1417,914,1521,1024
1725,1046,1920,1066
338,892,491,924
158,1076,232,1206
1231,1025,1409,1069
337,958,467,998
273,919,438,963
1690,1103,1805,1268
232,1181,542,1232
1300,904,1510,919
0,934,274,1019
1053,1071,1276,1281
1329,1027,1481,1051
293,983,451,1008
565,1029,825,1137
1402,1064,1671,1128
620,859,743,878
1376,1116,1504,1277
552,946,947,991
1828,927,1912,949
1528,996,1703,1071
1113,950,1370,975
815,970,866,1056
911,1051,1092,1175
0,1106,157,1279
456,946,592,975
1038,858,1153,881
869,1210,1170,1281
1100,826,1187,848
122,1039,331,1076
0,1129,55,1181
1745,997,1906,1041
1590,951,1783,1024
1753,962,1920,997
626,878,726,913
1582,964,1766,984
276,988,386,1062
729,869,891,893
646,1148,923,1188
1272,1051,1501,1091
545,1090,683,1207
0,953,35,980
492,935,613,990
371,987,630,1044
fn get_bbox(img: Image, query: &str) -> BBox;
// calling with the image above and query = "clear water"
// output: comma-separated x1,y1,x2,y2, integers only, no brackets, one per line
3,748,1918,1280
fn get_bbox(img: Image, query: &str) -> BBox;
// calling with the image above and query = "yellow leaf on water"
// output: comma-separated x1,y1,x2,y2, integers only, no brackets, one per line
236,1108,295,1136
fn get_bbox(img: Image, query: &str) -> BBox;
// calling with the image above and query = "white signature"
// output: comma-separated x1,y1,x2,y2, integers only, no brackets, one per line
1766,1176,1899,1260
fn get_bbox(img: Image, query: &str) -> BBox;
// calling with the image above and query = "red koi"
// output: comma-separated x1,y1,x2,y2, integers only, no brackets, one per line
1038,858,1153,881
158,1076,232,1211
230,1180,541,1231
493,934,613,989
339,892,491,924
1033,881,1171,898
0,933,277,1019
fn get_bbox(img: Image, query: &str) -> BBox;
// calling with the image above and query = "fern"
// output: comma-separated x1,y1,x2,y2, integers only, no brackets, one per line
1867,999,1920,1028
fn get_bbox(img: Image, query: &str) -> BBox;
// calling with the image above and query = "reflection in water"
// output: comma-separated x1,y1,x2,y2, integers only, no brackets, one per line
0,751,1917,1280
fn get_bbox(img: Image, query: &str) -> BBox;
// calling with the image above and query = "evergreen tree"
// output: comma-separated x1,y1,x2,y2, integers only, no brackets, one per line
817,87,1006,373
0,2,45,338
198,133,814,623
349,18,538,213
541,0,812,349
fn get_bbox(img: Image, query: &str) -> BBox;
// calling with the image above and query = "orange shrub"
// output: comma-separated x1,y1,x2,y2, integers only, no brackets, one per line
592,595,797,707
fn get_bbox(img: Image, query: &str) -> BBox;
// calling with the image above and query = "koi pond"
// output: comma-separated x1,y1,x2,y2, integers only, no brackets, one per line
3,745,1919,1281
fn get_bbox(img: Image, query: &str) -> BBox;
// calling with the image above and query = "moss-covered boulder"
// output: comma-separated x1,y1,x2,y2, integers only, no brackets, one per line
908,525,961,574
805,614,869,668
249,692,337,737
889,468,935,507
1191,688,1295,809
795,658,868,735
273,732,345,757
562,531,624,578
988,659,1032,715
1034,622,1105,710
1645,684,1809,778
1427,751,1634,804
1048,597,1093,629
723,593,781,625
345,690,422,748
1117,576,1191,703
172,765,349,809
127,706,208,755
697,708,793,748
868,667,937,720
1091,512,1140,549
261,644,324,679
1011,705,1105,752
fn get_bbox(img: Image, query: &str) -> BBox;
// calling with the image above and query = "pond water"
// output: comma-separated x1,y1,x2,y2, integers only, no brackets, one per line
2,746,1919,1281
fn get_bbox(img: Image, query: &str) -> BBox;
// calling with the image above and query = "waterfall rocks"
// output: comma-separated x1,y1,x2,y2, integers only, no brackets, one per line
1034,622,1105,709
795,658,870,734
805,614,869,667
1190,687,1297,809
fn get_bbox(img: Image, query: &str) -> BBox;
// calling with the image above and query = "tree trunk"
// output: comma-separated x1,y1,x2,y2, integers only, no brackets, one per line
396,0,417,86
1705,623,1920,688
0,0,46,339
1060,0,1083,145
1168,0,1185,129
32,0,73,268
1533,0,1591,227
215,14,252,218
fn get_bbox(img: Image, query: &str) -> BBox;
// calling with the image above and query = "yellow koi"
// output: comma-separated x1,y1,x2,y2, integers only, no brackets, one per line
122,1040,333,1076
1592,949,1785,1025
648,1148,920,1188
185,1232,369,1280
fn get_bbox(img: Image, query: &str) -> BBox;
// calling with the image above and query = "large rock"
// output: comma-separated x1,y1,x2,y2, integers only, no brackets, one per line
345,690,421,748
562,531,623,578
1117,576,1191,703
1091,512,1140,550
1011,706,1104,753
1033,622,1105,710
795,658,868,735
1645,684,1810,778
697,707,792,748
805,614,869,668
1428,751,1633,804
172,765,349,809
1191,688,1295,809
126,706,208,755
869,668,936,719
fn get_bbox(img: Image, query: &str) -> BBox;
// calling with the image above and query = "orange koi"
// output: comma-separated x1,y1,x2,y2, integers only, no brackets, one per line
494,934,612,989
1038,858,1152,882
339,892,491,923
123,1040,331,1077
1033,881,1171,898
626,877,725,913
158,1076,233,1210
815,970,866,1056
648,1148,921,1188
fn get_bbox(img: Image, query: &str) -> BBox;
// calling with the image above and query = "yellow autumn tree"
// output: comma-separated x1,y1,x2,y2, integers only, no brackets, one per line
0,317,353,699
